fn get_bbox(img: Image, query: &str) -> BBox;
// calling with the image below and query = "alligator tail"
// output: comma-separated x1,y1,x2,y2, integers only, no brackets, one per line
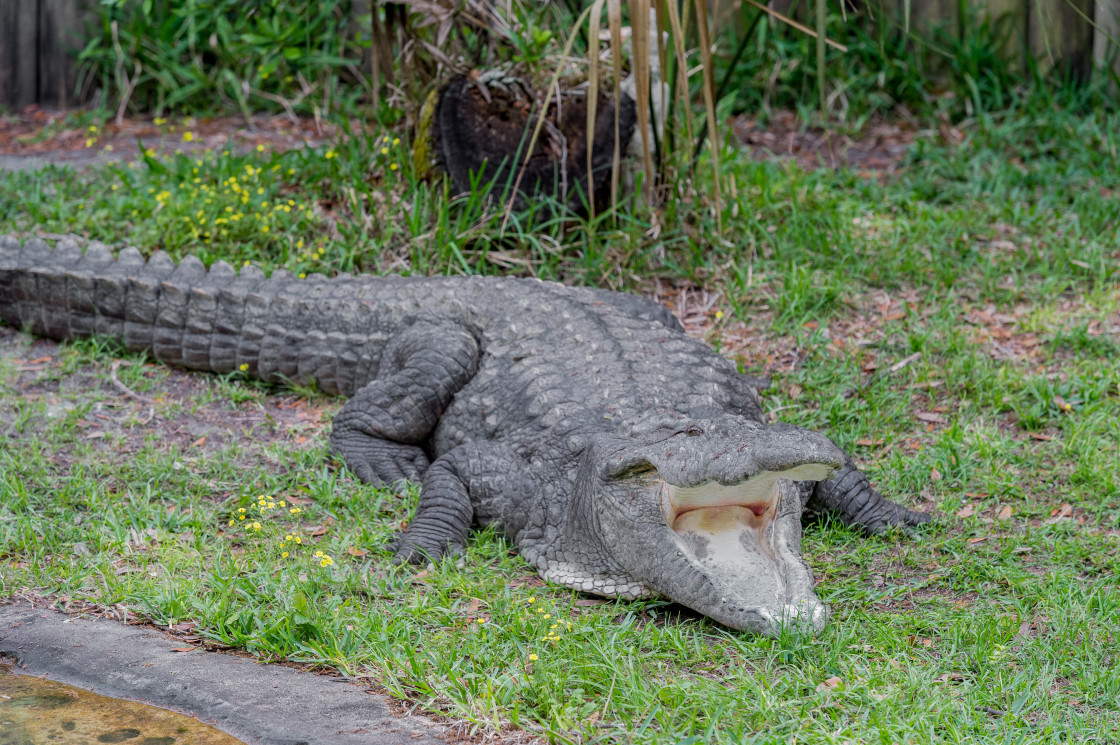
0,234,377,395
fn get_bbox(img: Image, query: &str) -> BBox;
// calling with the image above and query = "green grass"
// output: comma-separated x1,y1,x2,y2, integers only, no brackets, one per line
2,105,1119,743
78,0,371,119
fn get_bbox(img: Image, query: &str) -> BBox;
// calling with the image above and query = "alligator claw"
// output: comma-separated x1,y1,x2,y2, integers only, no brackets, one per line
863,505,933,538
389,533,463,565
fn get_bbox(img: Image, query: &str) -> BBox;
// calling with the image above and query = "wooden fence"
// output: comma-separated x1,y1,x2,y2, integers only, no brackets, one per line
2,0,1117,110
886,0,1120,79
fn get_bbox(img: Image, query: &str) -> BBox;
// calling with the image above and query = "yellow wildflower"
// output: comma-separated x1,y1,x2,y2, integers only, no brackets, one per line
529,653,538,661
182,132,195,142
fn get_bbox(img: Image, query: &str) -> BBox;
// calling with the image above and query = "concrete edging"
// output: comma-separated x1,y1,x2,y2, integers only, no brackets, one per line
0,602,447,745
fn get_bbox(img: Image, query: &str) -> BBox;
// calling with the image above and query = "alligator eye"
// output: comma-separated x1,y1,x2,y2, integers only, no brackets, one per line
685,425,703,437
615,463,657,479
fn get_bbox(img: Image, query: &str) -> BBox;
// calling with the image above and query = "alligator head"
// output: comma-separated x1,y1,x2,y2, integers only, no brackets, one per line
564,415,845,635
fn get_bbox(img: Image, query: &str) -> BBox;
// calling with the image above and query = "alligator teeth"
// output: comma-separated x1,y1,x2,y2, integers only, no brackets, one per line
660,463,835,530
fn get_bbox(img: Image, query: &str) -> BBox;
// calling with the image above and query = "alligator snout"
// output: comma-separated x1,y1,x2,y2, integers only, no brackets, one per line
590,417,847,635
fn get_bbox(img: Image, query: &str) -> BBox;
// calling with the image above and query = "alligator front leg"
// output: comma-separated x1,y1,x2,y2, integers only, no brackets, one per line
808,455,930,534
329,321,478,487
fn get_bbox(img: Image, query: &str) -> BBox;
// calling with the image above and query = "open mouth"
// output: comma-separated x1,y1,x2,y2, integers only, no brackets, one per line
647,463,837,623
658,463,836,531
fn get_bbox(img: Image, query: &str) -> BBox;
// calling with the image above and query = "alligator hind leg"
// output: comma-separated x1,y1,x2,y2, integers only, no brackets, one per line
808,456,930,534
329,321,479,488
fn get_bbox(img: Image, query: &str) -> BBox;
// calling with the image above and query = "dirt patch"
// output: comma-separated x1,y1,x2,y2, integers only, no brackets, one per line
0,110,335,171
0,326,337,483
733,109,929,174
1,106,928,175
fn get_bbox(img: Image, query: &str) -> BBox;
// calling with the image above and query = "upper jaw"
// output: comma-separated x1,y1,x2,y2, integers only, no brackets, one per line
659,463,836,529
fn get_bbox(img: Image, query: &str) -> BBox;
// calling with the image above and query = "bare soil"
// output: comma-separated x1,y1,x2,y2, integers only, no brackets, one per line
732,109,927,174
0,106,922,174
0,109,335,171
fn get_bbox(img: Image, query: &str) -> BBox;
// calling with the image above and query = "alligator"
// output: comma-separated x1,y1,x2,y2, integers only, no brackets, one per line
0,235,928,635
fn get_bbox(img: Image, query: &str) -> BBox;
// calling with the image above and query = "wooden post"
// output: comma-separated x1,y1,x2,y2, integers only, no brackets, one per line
902,0,960,39
1093,0,1120,83
1027,0,1095,78
0,0,94,110
0,0,39,109
38,0,96,108
979,0,1025,68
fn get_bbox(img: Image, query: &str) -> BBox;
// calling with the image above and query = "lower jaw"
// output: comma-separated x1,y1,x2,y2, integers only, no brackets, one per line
671,507,825,634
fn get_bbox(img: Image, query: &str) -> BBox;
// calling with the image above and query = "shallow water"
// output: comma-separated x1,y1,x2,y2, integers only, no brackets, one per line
0,663,244,745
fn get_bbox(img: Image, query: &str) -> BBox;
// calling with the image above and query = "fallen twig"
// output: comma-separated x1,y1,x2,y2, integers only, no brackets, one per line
109,360,147,401
110,360,156,424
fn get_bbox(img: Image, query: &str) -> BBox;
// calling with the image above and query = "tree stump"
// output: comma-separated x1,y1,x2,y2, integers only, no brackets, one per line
431,75,637,215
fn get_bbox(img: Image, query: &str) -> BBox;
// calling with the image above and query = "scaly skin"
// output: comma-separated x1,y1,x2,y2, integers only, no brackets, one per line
0,235,929,635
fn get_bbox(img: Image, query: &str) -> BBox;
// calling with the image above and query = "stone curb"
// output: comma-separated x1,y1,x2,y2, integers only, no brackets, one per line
0,602,447,745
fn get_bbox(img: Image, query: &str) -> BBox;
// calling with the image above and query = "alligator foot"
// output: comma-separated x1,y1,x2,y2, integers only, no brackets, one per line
329,436,429,488
387,532,463,565
810,457,932,536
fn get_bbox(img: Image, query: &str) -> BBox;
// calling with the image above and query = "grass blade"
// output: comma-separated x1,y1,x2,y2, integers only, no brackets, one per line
587,0,607,221
817,0,826,118
608,0,625,216
691,0,722,234
628,0,655,203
